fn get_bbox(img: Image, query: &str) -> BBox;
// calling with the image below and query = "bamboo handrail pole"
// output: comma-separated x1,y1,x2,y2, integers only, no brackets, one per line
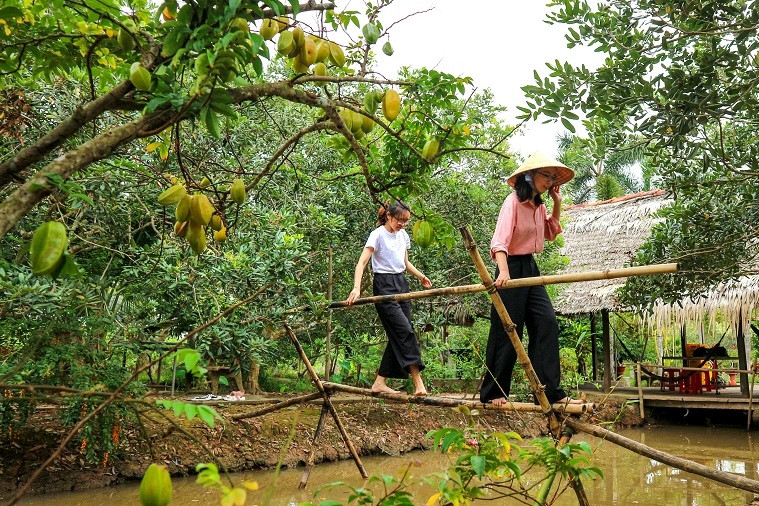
230,392,323,420
327,263,678,309
459,226,560,436
285,325,368,479
564,417,759,494
321,382,594,414
299,403,330,489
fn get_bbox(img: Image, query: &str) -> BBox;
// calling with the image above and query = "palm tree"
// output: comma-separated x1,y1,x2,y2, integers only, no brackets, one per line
556,118,647,203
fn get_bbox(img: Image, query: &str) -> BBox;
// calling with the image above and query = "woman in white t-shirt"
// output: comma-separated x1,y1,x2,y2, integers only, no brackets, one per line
346,200,432,396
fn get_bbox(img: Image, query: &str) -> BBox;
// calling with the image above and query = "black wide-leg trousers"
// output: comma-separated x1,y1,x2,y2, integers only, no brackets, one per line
479,254,567,404
373,272,425,379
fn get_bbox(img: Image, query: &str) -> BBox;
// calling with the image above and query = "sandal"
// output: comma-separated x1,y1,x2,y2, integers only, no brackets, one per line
223,391,246,401
192,394,223,401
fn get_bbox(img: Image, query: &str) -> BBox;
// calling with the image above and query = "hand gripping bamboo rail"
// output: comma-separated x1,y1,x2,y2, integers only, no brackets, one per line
320,382,594,414
327,263,678,309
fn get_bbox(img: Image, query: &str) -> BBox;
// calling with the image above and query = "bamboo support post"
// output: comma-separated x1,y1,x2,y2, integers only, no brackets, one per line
535,427,589,506
459,226,561,436
636,363,644,419
328,263,678,309
748,368,755,431
564,417,759,494
299,403,330,489
285,324,368,479
230,392,323,420
321,382,594,414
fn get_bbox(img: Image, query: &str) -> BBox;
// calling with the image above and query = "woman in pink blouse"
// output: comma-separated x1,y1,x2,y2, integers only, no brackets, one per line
480,153,582,407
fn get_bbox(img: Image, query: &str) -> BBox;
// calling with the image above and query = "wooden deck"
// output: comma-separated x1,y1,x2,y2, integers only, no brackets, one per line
581,383,759,411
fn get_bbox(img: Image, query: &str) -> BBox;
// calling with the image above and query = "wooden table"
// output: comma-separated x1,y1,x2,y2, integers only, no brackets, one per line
659,357,739,394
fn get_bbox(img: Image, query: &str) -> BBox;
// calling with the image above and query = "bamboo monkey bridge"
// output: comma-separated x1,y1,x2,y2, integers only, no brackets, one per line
232,227,759,501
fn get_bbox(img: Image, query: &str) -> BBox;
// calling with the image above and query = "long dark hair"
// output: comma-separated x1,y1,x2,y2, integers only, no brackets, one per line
378,199,410,226
514,173,543,205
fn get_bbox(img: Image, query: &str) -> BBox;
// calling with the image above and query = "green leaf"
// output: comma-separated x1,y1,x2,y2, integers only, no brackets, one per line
288,0,300,16
210,101,237,118
0,6,24,20
184,350,200,372
205,108,221,138
561,117,576,133
184,402,198,420
162,27,187,57
441,430,461,452
261,0,284,15
197,405,220,427
252,56,263,76
470,455,486,478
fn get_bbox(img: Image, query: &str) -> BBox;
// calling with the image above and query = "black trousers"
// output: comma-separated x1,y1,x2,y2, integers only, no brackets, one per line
479,254,567,404
373,273,425,379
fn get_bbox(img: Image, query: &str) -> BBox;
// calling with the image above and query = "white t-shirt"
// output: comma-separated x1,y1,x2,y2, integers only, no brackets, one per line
365,226,410,274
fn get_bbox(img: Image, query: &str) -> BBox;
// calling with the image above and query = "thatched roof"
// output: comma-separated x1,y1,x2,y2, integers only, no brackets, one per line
647,276,759,341
554,190,672,316
553,189,759,341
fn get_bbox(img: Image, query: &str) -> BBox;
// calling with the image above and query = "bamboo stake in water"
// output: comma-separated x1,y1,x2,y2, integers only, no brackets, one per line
299,403,330,489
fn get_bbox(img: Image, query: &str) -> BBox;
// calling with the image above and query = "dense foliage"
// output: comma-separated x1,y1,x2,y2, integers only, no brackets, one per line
522,0,759,307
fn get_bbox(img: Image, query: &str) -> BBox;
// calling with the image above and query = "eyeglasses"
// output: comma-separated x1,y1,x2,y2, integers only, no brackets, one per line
536,171,557,183
393,216,410,225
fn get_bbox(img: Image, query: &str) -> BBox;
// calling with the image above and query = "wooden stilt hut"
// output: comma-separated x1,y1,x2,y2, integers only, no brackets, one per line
553,190,672,392
554,189,759,396
646,277,759,395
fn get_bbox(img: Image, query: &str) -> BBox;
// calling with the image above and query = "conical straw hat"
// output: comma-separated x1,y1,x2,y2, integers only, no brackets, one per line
507,152,574,187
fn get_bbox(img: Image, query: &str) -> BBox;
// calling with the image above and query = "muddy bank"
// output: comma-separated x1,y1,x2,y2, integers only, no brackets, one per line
0,392,641,497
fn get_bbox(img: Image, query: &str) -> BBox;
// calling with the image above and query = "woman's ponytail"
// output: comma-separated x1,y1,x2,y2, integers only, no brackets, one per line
377,199,410,226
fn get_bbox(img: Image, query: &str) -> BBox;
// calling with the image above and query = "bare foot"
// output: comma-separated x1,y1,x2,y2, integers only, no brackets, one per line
488,397,508,407
554,397,584,405
412,389,427,397
371,385,400,394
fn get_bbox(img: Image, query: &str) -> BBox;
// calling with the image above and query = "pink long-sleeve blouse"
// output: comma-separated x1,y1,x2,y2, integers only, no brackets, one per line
490,192,562,260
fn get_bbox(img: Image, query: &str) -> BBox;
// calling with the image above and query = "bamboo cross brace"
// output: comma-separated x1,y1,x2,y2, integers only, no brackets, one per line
460,227,591,506
284,324,368,479
299,403,330,489
459,226,561,436
328,263,678,309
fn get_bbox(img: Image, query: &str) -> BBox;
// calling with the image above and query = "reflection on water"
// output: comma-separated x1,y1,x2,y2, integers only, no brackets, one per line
566,426,758,506
12,426,759,506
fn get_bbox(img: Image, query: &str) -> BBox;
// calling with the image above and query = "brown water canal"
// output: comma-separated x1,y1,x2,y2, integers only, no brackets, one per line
15,426,759,505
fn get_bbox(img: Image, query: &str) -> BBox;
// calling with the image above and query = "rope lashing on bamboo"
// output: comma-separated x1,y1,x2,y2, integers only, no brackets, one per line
327,263,679,309
321,382,595,414
565,418,759,494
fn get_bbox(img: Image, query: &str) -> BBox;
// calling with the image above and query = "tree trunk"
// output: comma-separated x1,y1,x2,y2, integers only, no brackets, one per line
247,357,261,395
